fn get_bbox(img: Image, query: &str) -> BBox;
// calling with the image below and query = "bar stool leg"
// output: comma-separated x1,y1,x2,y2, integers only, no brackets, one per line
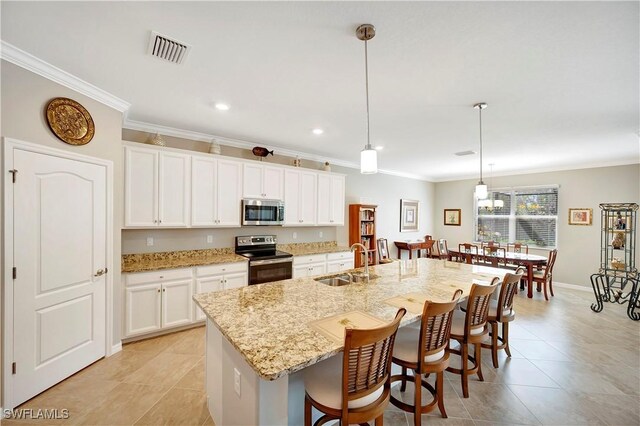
461,343,469,398
476,342,484,382
304,395,312,426
503,322,511,358
436,371,447,418
413,371,422,426
491,322,499,368
400,366,407,392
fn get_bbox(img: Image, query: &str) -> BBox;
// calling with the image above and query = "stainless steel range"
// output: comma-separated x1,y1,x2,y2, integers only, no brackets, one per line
235,235,293,285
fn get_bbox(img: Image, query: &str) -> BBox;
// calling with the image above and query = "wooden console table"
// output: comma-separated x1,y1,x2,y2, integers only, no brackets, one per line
394,240,435,260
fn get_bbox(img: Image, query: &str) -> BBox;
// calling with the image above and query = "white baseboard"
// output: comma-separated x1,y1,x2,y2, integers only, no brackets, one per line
109,342,122,356
553,281,591,292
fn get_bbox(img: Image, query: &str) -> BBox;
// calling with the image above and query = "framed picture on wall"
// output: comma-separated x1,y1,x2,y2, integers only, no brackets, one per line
400,199,419,232
444,209,461,226
568,208,592,225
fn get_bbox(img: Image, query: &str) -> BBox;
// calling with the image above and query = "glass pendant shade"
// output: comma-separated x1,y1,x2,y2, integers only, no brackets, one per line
494,199,504,208
478,199,492,208
475,183,488,199
361,148,378,174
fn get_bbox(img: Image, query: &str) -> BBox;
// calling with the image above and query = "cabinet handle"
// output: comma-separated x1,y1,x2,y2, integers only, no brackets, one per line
157,289,160,293
154,220,157,224
159,220,162,224
159,276,164,279
163,288,166,292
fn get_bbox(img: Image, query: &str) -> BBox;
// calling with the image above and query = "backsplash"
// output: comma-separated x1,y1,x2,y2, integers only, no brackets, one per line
121,226,338,254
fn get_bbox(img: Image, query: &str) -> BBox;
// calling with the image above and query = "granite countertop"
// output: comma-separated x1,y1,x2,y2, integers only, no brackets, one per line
122,248,248,273
277,241,352,256
193,258,508,381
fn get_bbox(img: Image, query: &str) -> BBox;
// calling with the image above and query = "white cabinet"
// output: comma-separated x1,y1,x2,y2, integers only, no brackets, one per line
125,146,190,227
317,174,346,226
124,268,194,337
326,252,355,273
194,263,248,321
293,251,353,278
284,169,317,226
191,156,242,227
243,163,284,200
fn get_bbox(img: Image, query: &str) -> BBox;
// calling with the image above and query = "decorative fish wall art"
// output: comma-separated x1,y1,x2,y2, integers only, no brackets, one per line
252,146,274,158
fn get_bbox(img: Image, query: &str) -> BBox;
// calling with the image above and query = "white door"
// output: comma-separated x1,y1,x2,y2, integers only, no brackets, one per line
243,163,264,198
161,279,193,328
316,174,332,225
194,276,224,320
284,170,301,225
216,159,243,226
191,157,217,227
263,166,284,200
124,146,158,226
158,152,190,227
299,171,318,225
126,283,162,336
224,272,247,290
12,149,107,407
330,175,346,225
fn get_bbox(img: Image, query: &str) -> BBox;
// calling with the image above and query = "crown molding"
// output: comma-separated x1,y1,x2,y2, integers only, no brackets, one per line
0,40,130,113
123,118,433,181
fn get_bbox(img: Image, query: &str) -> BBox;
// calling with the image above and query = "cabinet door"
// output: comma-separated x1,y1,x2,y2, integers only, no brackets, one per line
308,263,326,277
191,157,217,227
125,283,161,336
330,175,346,225
124,146,158,227
216,159,243,226
161,279,193,328
158,152,190,227
194,276,224,321
283,170,301,225
224,272,247,290
326,260,343,274
293,265,310,279
263,166,284,200
242,163,264,198
316,174,332,225
299,171,318,225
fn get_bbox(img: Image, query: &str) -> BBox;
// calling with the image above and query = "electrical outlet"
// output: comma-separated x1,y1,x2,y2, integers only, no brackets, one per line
234,368,241,396
319,231,323,238
207,235,213,244
293,232,297,239
146,237,154,246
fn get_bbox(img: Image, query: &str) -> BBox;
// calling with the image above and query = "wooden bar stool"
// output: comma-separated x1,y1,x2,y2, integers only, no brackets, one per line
390,289,463,425
446,279,500,398
303,308,406,426
482,267,525,368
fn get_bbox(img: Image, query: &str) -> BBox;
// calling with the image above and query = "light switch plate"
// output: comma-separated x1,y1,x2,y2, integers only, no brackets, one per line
207,235,213,243
146,237,154,246
319,231,323,238
293,232,297,239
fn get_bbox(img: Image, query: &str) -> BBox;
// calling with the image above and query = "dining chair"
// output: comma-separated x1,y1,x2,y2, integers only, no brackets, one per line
532,249,558,301
481,241,501,249
446,279,500,398
422,235,434,257
480,246,507,268
507,242,529,254
430,239,449,260
457,243,479,264
481,267,525,368
390,289,463,425
377,238,394,264
303,308,406,426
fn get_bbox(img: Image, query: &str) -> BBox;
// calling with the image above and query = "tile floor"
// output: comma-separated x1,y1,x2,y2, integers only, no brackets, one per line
4,286,640,425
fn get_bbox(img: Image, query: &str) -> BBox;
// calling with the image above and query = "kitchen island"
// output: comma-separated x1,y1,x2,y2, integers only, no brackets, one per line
193,258,508,425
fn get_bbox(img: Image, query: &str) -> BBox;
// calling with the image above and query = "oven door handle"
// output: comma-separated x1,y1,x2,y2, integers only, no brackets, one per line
251,258,293,266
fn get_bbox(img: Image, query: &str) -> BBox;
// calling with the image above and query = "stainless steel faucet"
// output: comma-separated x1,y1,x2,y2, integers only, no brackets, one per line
350,243,369,278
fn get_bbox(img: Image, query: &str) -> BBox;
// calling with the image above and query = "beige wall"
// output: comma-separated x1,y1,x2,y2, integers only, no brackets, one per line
1,61,124,404
433,164,640,286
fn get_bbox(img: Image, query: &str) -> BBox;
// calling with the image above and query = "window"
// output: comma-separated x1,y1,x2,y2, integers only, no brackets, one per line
475,186,558,248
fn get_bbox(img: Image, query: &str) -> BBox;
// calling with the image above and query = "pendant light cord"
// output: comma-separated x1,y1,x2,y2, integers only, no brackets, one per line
479,106,483,183
365,38,371,150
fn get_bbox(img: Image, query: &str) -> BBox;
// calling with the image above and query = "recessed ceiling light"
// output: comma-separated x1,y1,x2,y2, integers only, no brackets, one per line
312,128,324,135
375,146,384,151
455,150,476,156
215,103,230,111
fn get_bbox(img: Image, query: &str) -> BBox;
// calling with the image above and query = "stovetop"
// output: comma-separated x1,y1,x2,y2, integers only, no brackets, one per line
235,235,292,262
238,250,293,261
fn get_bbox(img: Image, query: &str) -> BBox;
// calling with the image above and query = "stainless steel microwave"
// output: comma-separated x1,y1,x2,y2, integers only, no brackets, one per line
242,199,285,226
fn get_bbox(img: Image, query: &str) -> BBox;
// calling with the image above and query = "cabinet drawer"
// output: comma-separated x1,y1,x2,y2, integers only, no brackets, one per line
293,254,327,265
327,251,353,261
125,268,193,286
196,262,247,277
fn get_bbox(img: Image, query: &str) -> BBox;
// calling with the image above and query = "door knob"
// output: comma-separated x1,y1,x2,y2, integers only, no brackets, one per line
94,268,107,277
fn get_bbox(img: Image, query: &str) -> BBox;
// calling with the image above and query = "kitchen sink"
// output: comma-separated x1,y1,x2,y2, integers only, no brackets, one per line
314,272,379,286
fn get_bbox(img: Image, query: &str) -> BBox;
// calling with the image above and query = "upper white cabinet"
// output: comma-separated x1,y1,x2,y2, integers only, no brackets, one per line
317,174,346,226
125,146,190,227
243,163,284,200
284,169,317,226
191,157,242,227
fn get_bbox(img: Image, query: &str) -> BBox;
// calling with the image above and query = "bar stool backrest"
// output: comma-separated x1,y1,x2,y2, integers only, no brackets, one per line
496,268,525,321
464,279,500,335
419,289,463,369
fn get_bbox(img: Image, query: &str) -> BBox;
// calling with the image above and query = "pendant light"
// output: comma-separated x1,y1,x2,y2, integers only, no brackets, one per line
357,24,377,174
474,102,488,199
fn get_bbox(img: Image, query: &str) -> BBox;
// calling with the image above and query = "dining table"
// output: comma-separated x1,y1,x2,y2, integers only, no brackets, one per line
447,248,548,298
394,239,435,259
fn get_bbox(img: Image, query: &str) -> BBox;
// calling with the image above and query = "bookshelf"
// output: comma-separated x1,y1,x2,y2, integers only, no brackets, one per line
349,204,378,268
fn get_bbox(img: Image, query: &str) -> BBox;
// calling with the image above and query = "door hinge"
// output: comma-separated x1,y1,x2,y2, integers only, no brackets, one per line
12,362,16,374
12,267,17,279
9,169,17,183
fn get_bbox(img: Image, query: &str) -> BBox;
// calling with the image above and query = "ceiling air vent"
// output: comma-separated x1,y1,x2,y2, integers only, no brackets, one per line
147,31,191,65
455,150,476,156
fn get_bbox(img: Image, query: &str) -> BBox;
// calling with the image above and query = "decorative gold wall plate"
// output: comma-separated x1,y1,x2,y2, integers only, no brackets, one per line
46,97,95,145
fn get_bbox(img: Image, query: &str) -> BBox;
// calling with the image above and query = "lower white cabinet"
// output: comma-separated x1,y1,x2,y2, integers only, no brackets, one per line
194,262,248,321
161,279,194,328
293,251,353,278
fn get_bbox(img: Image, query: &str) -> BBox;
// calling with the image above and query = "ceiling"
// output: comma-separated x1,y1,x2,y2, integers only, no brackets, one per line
2,1,639,181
